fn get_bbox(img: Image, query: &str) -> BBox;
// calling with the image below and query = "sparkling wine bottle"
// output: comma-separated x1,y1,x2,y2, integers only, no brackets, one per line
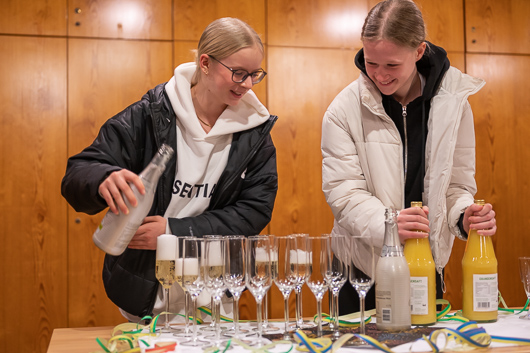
462,199,498,322
375,207,411,331
92,144,174,256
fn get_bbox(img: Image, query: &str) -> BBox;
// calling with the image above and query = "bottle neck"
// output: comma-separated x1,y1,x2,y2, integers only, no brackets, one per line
381,211,403,257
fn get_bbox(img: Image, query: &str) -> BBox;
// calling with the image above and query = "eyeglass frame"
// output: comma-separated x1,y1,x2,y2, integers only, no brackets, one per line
209,55,267,84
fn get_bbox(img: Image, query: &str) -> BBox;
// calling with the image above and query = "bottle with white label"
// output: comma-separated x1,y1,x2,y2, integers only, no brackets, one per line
462,199,498,322
92,144,174,256
403,201,436,326
375,207,411,331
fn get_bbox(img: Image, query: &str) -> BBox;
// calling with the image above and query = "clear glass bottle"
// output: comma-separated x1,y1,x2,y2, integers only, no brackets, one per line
404,201,436,326
92,144,174,256
375,207,411,331
462,199,498,322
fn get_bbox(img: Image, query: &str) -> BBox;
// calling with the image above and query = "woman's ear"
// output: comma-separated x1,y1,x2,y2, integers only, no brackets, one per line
416,42,427,61
198,54,210,74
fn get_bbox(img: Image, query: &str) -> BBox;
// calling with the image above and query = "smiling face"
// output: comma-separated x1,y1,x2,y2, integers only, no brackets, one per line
204,45,264,107
363,39,425,102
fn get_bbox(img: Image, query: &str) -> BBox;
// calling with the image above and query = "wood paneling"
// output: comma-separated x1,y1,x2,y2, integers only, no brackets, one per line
67,38,173,327
266,46,358,318
0,0,67,36
268,0,367,48
444,54,530,310
173,0,266,42
466,0,530,54
68,0,172,40
415,0,465,52
0,36,67,353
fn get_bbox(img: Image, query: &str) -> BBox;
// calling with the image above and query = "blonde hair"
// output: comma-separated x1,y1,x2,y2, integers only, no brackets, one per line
361,0,426,50
191,18,264,86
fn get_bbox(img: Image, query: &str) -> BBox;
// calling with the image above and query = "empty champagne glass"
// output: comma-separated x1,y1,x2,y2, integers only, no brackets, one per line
349,235,375,335
173,236,193,338
223,235,249,337
181,238,210,348
204,237,228,348
261,235,281,333
274,236,297,341
307,236,330,337
246,235,273,347
290,233,314,329
324,234,348,339
155,234,178,333
519,257,530,319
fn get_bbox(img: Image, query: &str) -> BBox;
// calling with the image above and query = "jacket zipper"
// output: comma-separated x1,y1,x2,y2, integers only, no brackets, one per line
402,105,408,182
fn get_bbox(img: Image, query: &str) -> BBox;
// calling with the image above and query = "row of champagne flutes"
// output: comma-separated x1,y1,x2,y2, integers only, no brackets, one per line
154,233,376,348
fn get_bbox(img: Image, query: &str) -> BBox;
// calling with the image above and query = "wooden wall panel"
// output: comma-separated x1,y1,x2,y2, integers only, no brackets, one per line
0,0,67,36
466,0,530,54
67,38,173,327
174,0,266,42
268,0,367,48
444,54,530,310
0,36,67,353
267,46,359,318
68,0,172,40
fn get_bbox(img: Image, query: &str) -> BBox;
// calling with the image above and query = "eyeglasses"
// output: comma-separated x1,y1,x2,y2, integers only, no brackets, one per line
209,56,267,84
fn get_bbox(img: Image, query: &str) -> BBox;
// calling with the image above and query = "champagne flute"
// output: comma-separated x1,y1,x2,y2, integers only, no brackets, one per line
246,235,273,347
349,235,375,335
155,234,178,333
306,236,330,337
290,233,314,329
262,235,281,333
201,235,226,332
324,234,348,340
173,236,193,338
274,236,297,341
204,237,228,348
180,238,211,348
519,257,530,319
223,235,250,337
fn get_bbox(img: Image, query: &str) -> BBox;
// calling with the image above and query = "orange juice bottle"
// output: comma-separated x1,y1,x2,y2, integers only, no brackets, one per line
462,200,498,322
404,201,436,326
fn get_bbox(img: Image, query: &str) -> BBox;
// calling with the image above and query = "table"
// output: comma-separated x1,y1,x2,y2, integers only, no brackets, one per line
47,313,530,353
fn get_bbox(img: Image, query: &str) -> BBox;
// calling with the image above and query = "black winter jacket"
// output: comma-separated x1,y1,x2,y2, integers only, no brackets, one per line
61,83,278,317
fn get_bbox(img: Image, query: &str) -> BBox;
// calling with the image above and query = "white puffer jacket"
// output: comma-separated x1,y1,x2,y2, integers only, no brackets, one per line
321,67,485,277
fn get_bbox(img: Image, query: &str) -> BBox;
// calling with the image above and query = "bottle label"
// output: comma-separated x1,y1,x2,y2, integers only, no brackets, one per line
473,273,498,311
376,289,392,323
410,276,428,315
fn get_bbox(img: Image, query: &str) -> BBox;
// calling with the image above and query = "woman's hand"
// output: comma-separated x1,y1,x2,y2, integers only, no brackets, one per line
128,216,168,250
98,169,145,215
396,206,430,244
463,203,496,236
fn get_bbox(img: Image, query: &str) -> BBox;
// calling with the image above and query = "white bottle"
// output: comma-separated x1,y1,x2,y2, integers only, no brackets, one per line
375,207,411,331
92,144,174,256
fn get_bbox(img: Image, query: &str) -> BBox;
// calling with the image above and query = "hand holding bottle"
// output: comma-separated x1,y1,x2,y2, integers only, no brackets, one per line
396,205,430,243
98,169,146,215
463,202,496,236
128,216,168,250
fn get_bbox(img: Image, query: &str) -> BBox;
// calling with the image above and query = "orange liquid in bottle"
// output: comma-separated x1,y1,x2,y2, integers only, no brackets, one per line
404,202,436,326
461,200,498,322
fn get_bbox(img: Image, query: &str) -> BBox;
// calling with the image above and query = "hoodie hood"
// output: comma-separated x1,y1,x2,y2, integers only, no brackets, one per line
354,41,450,101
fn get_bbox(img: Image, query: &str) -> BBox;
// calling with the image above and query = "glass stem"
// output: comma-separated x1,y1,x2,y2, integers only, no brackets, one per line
233,297,240,336
256,299,263,344
184,291,190,333
295,286,303,326
215,299,221,345
332,291,339,336
263,292,269,326
165,287,170,330
359,293,366,335
192,297,198,342
210,297,216,327
329,288,335,330
283,295,290,336
316,299,323,337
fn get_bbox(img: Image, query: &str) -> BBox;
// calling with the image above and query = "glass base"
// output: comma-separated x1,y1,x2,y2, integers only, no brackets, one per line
180,338,212,347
